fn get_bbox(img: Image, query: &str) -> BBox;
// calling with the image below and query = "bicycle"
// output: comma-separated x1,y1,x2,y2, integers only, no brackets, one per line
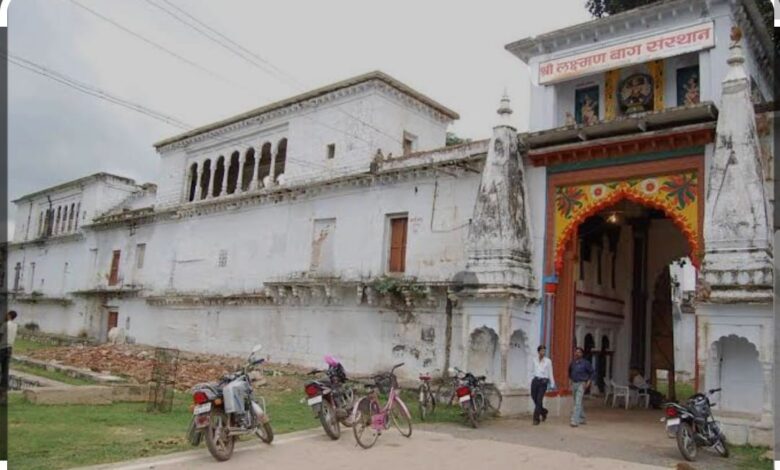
417,371,437,420
351,363,413,449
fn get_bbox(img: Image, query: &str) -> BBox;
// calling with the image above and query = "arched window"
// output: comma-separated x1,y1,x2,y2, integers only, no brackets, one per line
273,138,287,182
55,206,62,234
601,335,610,351
213,156,225,197
258,142,272,187
62,206,68,233
37,211,44,236
226,151,239,194
68,203,75,231
74,203,81,230
200,159,212,200
241,148,255,191
187,162,198,202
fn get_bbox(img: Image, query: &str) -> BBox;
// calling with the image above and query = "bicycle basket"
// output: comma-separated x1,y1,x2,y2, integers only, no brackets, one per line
374,374,396,394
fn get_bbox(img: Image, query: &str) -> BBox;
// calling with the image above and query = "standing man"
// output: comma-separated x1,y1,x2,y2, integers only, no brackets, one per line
568,346,594,427
0,311,19,394
530,345,555,425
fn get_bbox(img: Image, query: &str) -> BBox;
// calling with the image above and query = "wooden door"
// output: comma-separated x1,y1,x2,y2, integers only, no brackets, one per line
388,217,408,273
107,311,118,334
551,237,577,393
109,250,121,286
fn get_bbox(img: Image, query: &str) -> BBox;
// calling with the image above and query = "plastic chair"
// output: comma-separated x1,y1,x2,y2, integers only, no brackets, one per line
632,387,651,408
610,379,631,409
603,380,614,405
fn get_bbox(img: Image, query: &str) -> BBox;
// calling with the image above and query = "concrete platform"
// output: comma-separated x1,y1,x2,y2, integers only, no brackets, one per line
23,384,149,405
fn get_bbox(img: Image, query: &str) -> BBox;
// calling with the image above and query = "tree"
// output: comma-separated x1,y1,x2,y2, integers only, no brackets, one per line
585,0,775,55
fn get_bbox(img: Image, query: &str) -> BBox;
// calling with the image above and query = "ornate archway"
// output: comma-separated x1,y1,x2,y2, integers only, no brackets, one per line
543,156,704,393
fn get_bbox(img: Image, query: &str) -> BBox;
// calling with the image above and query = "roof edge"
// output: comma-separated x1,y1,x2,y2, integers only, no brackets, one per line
12,172,138,203
153,71,460,150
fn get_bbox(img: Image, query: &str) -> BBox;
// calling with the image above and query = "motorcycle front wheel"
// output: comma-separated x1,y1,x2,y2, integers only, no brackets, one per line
714,434,729,458
255,421,274,444
676,422,698,461
205,408,235,462
320,400,341,440
462,401,478,429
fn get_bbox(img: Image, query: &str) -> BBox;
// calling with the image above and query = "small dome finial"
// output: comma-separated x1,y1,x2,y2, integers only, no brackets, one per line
497,91,513,126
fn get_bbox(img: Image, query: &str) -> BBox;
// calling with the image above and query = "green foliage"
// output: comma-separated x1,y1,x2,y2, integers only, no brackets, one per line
371,276,427,299
8,387,318,470
11,362,95,386
446,132,471,147
585,0,776,59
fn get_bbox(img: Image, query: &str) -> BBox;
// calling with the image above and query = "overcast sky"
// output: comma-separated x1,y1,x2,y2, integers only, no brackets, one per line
7,0,591,235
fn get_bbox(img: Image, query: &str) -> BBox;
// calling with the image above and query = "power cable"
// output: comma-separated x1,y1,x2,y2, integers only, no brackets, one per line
6,52,192,129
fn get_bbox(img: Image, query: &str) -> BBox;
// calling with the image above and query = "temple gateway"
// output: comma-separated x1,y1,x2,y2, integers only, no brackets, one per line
5,0,773,446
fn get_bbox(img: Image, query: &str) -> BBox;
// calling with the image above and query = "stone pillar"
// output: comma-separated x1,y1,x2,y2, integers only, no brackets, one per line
220,158,228,195
269,143,278,185
206,160,216,199
236,154,245,193
251,149,260,190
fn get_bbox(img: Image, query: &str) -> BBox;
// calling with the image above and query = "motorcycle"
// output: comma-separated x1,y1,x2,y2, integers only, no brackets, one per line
303,355,354,440
187,344,274,462
661,388,729,461
452,367,486,428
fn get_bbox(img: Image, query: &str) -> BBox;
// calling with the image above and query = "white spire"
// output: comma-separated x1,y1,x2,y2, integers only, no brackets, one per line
496,90,513,126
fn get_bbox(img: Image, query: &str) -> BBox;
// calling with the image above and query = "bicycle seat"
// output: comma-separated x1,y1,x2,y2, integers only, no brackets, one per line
477,375,486,381
419,374,432,381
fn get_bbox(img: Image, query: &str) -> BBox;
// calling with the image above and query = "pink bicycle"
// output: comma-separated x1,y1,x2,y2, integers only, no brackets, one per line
351,362,412,449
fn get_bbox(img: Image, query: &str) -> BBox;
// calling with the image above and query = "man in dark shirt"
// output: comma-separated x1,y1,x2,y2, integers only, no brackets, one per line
568,347,594,427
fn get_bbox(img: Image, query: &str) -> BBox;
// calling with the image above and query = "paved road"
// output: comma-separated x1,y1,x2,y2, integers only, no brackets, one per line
82,427,668,470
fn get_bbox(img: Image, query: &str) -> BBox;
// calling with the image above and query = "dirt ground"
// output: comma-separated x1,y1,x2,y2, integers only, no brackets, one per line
78,398,748,470
26,343,312,391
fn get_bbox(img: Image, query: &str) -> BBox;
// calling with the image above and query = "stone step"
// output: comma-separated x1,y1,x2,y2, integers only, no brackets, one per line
12,355,125,384
10,369,73,388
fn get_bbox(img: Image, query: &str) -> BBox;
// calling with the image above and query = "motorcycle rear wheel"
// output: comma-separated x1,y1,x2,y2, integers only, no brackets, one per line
676,422,697,461
463,402,478,429
320,400,341,440
205,408,235,462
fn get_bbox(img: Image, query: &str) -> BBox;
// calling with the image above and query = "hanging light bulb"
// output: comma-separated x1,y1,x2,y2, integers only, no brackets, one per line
607,212,619,224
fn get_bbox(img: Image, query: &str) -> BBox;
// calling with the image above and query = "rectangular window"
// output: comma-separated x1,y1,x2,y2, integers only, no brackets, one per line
109,250,121,286
402,132,417,155
388,216,408,273
135,243,146,269
326,143,336,159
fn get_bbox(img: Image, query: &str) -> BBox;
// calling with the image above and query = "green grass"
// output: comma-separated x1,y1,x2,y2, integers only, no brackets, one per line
11,362,95,386
12,338,52,356
732,445,773,469
8,388,319,470
655,381,695,401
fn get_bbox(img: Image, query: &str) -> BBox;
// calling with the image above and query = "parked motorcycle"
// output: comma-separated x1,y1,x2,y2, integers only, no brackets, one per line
303,355,355,440
662,388,729,461
452,367,486,428
187,344,274,462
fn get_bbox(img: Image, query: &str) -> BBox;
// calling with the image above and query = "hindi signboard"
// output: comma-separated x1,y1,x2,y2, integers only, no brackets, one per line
538,21,715,85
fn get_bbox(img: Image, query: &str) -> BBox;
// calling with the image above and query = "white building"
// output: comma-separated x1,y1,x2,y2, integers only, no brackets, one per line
5,0,774,446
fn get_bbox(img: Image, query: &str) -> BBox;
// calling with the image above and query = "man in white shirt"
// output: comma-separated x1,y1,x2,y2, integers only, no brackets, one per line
1,311,19,394
530,345,555,425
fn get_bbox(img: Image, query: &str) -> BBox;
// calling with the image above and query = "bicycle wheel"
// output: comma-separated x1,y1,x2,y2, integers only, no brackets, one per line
418,384,435,421
352,397,379,449
482,384,502,416
391,396,413,438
